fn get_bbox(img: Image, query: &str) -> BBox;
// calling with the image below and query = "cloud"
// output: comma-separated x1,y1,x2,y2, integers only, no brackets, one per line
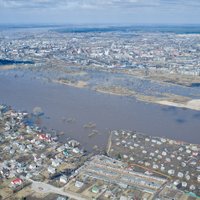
0,0,200,11
0,0,169,13
0,0,66,9
0,0,174,10
0,0,200,24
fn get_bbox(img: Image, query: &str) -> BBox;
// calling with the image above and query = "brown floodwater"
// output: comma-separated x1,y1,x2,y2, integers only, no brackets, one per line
0,73,200,151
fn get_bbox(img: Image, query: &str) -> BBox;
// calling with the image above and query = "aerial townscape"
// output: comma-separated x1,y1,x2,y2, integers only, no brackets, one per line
1,0,200,200
0,104,200,200
1,28,200,111
1,30,200,76
0,25,200,200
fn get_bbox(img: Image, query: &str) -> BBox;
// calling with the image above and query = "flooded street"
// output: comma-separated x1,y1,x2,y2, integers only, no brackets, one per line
0,73,200,151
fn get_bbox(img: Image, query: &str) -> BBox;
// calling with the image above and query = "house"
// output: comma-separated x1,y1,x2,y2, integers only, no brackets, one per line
0,168,9,177
9,171,15,178
60,175,68,184
75,181,84,188
38,134,51,142
56,196,67,200
129,157,134,161
27,144,33,150
177,156,182,161
104,190,113,198
185,175,190,180
64,143,70,149
153,164,159,169
57,145,66,152
168,169,175,175
10,149,15,154
120,196,128,200
11,178,23,185
16,168,23,174
192,152,198,156
190,185,196,190
181,162,186,167
48,166,56,174
68,140,79,147
40,153,46,159
160,166,165,171
92,185,100,194
72,148,80,154
173,180,180,186
63,149,69,156
52,159,61,167
118,183,127,189
123,154,128,159
19,144,26,151
29,164,37,170
197,175,200,182
177,172,184,178
182,182,187,188
38,144,46,149
26,173,32,179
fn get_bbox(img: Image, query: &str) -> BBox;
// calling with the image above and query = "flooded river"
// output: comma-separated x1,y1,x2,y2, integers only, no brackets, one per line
0,72,200,151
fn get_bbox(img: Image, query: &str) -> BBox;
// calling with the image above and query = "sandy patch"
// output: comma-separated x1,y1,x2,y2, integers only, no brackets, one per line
54,80,88,88
95,86,136,96
0,65,16,70
157,99,200,111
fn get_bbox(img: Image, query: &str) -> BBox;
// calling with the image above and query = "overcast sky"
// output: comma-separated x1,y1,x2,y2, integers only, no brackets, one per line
0,0,200,25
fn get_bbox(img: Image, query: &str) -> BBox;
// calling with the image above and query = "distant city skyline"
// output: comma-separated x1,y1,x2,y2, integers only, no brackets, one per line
0,0,200,25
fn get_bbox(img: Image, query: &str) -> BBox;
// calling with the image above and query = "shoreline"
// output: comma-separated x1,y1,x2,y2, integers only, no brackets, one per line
94,86,200,111
157,99,200,111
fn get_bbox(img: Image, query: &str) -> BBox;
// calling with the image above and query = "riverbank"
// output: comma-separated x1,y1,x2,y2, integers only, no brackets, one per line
94,85,200,111
157,99,200,111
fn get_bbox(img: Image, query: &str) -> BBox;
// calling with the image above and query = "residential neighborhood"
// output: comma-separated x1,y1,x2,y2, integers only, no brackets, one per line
0,105,200,200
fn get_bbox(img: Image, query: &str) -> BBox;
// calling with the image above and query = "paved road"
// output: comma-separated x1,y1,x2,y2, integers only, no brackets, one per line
31,180,86,200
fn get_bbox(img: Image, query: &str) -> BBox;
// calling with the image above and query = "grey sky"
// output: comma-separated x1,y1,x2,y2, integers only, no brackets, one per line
0,0,200,24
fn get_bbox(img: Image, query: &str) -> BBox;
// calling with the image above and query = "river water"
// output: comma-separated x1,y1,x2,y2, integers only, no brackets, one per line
0,72,200,151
